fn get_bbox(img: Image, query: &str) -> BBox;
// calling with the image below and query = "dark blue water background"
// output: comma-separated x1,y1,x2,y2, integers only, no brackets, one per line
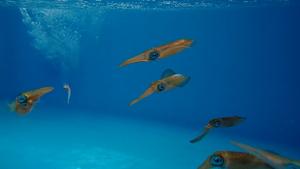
0,2,300,151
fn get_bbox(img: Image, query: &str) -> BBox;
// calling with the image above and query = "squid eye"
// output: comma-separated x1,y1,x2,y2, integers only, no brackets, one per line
17,95,27,104
210,155,224,167
157,83,166,92
212,120,222,128
148,50,160,61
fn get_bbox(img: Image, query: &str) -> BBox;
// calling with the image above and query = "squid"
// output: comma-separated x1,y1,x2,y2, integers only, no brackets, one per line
232,141,300,169
129,69,190,106
190,116,245,143
9,86,54,115
198,151,274,169
119,39,193,67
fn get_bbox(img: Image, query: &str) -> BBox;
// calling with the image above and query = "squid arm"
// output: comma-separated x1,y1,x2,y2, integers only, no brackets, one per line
119,53,149,67
292,160,300,167
8,102,16,112
190,125,212,143
129,84,157,106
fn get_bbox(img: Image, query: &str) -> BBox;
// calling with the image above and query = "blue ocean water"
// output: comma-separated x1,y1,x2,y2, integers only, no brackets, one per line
0,1,300,169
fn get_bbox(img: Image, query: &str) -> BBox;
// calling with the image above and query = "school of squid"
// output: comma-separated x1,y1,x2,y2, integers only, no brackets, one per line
9,38,299,169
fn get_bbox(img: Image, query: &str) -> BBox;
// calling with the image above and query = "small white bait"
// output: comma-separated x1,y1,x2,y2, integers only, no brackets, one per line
63,83,71,104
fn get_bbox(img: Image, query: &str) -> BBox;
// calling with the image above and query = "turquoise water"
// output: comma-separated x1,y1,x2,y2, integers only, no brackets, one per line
1,105,299,169
0,1,300,169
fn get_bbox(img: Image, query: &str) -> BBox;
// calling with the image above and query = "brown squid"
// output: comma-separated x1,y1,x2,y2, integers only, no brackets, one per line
129,69,190,106
232,141,300,169
198,151,274,169
9,86,54,115
190,116,245,143
119,39,193,67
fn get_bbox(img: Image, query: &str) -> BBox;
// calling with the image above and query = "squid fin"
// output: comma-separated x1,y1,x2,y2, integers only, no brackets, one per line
161,69,176,79
178,76,191,87
159,45,191,58
190,127,210,143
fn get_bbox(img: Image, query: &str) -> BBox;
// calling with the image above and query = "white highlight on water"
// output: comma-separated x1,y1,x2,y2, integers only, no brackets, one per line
19,8,104,69
1,0,290,10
